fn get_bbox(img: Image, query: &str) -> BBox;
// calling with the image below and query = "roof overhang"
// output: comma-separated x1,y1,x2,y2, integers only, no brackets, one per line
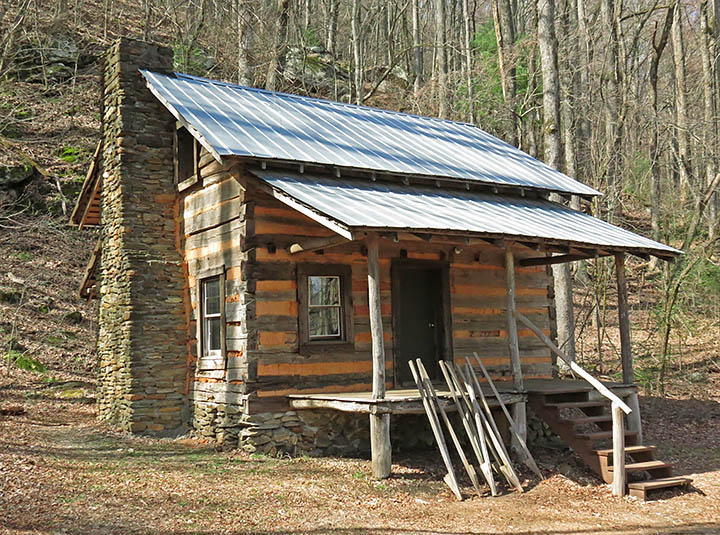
249,169,681,261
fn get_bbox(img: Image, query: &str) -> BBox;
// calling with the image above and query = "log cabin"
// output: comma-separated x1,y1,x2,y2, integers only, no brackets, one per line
70,38,690,497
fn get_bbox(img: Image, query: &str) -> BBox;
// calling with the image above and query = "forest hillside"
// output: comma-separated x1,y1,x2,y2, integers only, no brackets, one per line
0,0,718,399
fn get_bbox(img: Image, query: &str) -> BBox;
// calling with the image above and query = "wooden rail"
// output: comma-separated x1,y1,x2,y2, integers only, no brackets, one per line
515,311,630,495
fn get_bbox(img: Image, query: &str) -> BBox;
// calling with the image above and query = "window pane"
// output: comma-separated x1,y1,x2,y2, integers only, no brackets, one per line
204,278,221,315
206,317,222,352
309,276,340,306
309,306,340,338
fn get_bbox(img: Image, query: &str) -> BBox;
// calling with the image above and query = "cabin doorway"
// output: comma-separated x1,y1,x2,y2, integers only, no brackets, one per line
392,260,450,386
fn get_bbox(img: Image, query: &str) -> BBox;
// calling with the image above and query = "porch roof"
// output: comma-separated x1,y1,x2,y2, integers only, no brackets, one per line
252,169,681,259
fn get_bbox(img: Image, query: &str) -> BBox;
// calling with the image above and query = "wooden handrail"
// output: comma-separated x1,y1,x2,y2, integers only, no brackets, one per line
515,311,632,415
514,310,630,496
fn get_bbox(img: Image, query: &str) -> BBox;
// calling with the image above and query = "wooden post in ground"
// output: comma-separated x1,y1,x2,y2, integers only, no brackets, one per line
367,233,391,479
626,391,643,444
505,245,527,450
612,401,626,496
615,253,633,384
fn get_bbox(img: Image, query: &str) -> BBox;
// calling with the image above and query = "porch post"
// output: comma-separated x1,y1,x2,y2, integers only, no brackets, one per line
367,233,391,478
614,253,633,384
505,245,527,449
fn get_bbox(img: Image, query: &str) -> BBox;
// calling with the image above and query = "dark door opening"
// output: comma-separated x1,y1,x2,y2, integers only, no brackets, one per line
392,262,447,386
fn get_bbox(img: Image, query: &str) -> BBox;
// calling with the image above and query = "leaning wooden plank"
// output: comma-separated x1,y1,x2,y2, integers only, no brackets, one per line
438,360,498,496
461,360,516,467
415,361,483,496
454,362,523,493
409,360,463,501
442,360,501,469
472,353,544,479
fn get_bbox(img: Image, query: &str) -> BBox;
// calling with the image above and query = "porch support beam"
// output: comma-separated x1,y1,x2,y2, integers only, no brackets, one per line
615,253,633,384
367,232,391,479
519,253,594,267
504,245,527,451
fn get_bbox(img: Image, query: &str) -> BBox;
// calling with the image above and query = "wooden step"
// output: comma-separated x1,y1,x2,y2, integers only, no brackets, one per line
545,400,609,409
595,445,656,457
561,414,612,425
575,430,638,441
608,460,672,473
628,477,692,501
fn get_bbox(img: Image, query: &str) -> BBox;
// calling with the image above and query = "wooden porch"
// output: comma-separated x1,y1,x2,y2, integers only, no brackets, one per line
286,378,637,416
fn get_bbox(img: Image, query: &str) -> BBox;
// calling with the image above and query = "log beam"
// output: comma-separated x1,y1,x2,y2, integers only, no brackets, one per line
367,232,391,479
505,246,527,452
288,235,349,254
615,253,633,384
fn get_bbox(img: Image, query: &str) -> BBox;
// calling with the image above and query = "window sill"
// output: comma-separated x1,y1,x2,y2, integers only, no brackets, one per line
177,174,198,192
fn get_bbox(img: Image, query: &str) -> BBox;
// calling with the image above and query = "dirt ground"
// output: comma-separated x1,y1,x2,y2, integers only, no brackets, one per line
0,371,718,535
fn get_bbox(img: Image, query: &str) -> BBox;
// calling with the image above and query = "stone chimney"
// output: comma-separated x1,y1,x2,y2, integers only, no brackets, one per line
96,38,189,435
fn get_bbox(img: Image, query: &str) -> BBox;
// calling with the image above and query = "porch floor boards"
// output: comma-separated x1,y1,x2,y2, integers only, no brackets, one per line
286,378,636,415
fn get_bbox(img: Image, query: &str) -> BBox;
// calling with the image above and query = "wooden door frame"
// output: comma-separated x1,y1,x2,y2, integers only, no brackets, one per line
390,258,453,387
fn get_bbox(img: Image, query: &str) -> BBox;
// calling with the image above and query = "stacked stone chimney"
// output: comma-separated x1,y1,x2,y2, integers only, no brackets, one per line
96,38,188,435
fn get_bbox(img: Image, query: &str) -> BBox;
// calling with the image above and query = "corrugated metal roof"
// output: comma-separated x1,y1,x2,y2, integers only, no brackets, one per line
140,70,600,197
252,170,680,256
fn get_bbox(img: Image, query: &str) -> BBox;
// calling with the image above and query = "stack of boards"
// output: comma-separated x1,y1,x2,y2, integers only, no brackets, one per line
410,354,542,500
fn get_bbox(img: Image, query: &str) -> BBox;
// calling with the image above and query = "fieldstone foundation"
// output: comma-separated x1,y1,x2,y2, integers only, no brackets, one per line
191,406,511,457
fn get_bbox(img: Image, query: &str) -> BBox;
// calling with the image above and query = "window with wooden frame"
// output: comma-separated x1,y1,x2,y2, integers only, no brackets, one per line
298,264,353,350
174,124,201,189
197,267,226,370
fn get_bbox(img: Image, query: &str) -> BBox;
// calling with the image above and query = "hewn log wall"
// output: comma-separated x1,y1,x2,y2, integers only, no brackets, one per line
449,247,554,379
242,192,392,408
240,186,553,412
181,151,250,441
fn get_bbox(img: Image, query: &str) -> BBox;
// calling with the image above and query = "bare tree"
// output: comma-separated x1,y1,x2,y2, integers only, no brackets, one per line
411,0,423,96
493,0,518,143
236,0,253,86
671,1,692,195
266,0,289,91
434,0,448,118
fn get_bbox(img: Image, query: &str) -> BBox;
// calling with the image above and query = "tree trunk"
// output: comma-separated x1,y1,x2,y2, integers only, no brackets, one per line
701,0,718,239
671,1,692,196
600,0,622,218
265,0,290,91
411,0,423,96
434,0,448,118
351,0,363,104
463,0,475,123
493,0,518,144
236,0,253,86
649,6,674,261
538,0,575,365
575,0,591,181
524,0,539,158
326,0,338,53
537,0,561,166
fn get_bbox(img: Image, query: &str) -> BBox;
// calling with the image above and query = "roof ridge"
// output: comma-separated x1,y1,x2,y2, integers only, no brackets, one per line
170,71,478,128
